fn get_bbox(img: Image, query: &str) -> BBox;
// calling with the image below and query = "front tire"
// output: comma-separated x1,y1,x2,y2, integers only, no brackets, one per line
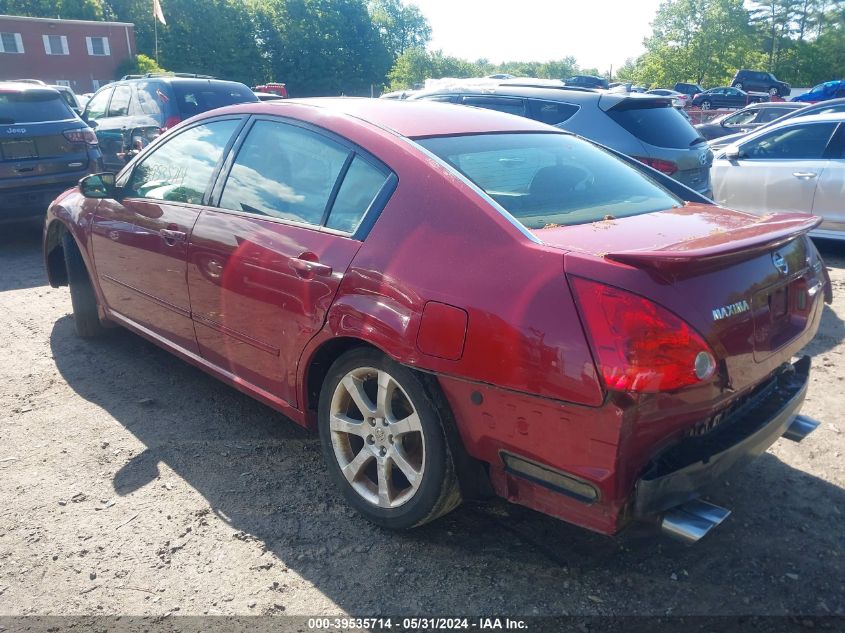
62,233,104,338
317,348,461,529
769,87,779,97
701,100,712,110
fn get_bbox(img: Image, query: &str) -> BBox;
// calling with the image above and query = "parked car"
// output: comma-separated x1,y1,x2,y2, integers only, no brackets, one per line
563,75,609,89
695,102,805,140
673,82,704,97
11,79,82,115
0,82,101,224
690,86,768,110
646,88,689,107
712,112,845,240
82,73,258,171
709,97,845,151
254,91,284,101
410,82,713,196
43,98,827,541
731,69,791,97
792,80,845,103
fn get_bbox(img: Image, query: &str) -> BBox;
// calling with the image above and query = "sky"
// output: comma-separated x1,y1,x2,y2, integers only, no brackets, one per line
411,0,665,73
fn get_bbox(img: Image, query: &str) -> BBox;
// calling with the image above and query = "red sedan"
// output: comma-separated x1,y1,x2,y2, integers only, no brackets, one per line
43,98,828,542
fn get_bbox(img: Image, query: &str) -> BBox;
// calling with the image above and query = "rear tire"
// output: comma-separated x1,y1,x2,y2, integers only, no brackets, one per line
769,87,779,97
317,347,461,529
701,100,712,110
62,233,104,338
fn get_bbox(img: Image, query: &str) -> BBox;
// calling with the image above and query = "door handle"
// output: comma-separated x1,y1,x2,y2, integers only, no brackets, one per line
160,228,186,244
792,172,818,179
290,256,332,277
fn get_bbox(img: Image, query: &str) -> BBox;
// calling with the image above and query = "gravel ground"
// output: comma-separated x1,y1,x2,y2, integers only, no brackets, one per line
0,222,843,618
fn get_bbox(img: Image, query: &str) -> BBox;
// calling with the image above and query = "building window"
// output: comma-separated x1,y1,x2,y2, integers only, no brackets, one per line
86,36,110,56
43,34,69,55
0,32,24,54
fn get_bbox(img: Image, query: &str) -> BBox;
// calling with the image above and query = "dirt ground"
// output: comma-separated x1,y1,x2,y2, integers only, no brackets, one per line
0,222,843,618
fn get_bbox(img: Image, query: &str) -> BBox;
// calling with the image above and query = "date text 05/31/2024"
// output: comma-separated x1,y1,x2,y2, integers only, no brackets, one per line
306,618,529,630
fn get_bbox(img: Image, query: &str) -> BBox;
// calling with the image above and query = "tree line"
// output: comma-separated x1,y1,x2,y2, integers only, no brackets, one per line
618,0,844,88
4,0,843,94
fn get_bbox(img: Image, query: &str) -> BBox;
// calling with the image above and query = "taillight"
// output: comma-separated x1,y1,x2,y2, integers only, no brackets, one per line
570,277,717,393
633,156,678,176
162,115,181,131
63,128,97,145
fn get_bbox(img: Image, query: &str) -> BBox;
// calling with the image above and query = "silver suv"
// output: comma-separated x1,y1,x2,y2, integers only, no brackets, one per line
411,82,713,197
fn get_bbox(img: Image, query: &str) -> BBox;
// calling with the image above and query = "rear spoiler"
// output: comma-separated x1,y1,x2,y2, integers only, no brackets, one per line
606,213,821,272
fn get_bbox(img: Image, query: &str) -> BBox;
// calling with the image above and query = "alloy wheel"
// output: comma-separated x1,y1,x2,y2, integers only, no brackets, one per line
329,367,425,508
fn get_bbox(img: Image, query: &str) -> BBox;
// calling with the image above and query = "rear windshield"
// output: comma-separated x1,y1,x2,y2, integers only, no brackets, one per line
0,90,74,124
608,102,703,149
417,133,682,230
171,82,257,117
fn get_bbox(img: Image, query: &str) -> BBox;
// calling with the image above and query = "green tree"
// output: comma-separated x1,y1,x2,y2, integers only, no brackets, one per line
1,0,104,18
368,0,430,59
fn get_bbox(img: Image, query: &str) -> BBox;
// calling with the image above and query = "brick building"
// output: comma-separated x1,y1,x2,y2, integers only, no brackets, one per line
0,14,136,93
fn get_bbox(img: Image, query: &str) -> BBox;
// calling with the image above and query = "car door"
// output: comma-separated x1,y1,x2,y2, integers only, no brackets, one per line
723,88,743,108
712,120,837,216
187,117,394,406
91,116,244,353
811,124,845,233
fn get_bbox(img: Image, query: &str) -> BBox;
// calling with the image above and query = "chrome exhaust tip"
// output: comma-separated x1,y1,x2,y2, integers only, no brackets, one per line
783,415,820,443
661,499,731,543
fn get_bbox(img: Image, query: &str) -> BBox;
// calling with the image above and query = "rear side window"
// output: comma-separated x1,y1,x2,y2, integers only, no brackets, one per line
135,82,167,119
528,100,579,126
172,82,256,118
126,119,240,203
418,133,682,229
608,103,702,149
462,96,526,117
219,120,350,226
739,122,837,160
0,90,73,123
326,156,389,233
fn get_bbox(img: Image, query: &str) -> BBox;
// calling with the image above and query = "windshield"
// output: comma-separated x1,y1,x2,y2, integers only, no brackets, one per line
0,90,74,124
417,133,682,230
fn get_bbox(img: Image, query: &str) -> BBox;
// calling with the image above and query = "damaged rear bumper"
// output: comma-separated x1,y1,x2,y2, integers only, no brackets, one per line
633,355,816,519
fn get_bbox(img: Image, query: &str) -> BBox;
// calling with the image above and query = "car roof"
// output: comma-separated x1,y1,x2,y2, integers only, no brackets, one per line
217,97,559,139
0,81,63,97
780,112,845,124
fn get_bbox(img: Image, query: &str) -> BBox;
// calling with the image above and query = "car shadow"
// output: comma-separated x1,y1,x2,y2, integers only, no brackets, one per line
48,316,845,615
0,220,48,292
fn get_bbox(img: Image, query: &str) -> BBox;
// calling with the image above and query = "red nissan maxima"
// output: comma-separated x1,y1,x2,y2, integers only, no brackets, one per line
43,98,829,542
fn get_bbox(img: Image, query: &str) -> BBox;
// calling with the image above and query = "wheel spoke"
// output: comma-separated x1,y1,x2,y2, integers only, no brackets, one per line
343,375,376,417
389,411,422,436
376,457,392,507
376,370,394,418
330,413,368,437
342,448,372,483
389,447,420,488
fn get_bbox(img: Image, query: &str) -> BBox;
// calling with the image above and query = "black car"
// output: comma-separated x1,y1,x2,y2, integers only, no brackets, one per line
689,86,768,110
82,73,258,171
694,102,805,140
731,69,790,97
673,82,704,96
563,75,609,89
0,82,102,224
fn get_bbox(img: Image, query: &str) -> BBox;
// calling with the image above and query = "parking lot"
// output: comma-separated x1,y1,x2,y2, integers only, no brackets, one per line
1,221,843,617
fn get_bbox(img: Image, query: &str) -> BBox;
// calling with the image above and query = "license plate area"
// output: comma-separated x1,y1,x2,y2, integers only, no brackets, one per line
752,276,816,361
1,139,38,159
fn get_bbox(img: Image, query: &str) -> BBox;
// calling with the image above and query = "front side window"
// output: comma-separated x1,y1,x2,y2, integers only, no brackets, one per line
125,119,240,204
462,96,526,117
418,133,682,229
739,122,837,160
84,87,112,120
723,110,758,127
43,34,68,55
0,32,23,53
108,85,132,117
219,120,350,225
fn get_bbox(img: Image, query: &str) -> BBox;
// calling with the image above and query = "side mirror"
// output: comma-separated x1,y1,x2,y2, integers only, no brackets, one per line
723,145,743,161
80,172,116,199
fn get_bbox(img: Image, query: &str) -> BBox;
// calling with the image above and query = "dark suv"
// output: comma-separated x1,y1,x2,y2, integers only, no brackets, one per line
82,73,257,171
410,82,713,196
1,82,101,224
731,69,790,97
673,82,704,97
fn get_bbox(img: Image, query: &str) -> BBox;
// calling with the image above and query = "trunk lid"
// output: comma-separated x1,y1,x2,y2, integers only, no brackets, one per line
534,204,827,392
